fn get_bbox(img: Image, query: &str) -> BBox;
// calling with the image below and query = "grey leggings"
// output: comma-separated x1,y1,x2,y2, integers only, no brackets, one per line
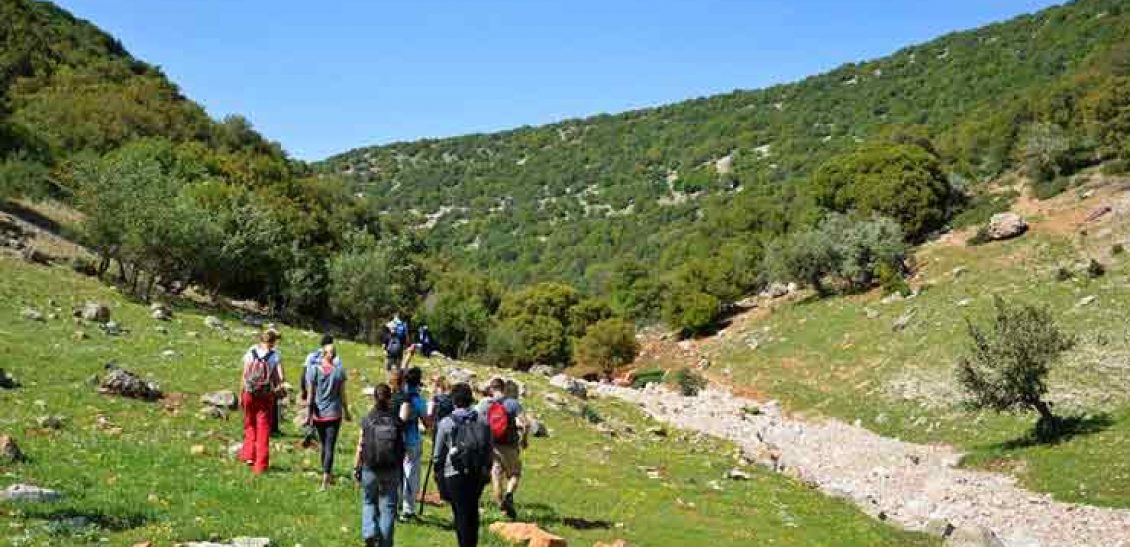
314,419,341,474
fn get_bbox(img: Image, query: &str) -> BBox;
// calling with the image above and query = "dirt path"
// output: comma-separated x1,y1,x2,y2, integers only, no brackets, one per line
588,382,1130,547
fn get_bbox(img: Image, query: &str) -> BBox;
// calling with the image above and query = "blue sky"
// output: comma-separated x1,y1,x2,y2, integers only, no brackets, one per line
56,0,1061,160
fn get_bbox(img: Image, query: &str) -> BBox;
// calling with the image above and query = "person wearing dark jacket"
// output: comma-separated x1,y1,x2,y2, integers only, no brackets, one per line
354,383,404,547
432,382,492,547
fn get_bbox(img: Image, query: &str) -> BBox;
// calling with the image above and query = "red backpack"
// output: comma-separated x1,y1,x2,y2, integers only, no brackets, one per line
243,349,277,396
487,400,518,445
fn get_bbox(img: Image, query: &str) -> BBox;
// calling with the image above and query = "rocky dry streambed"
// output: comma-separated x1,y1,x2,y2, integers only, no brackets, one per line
586,382,1130,547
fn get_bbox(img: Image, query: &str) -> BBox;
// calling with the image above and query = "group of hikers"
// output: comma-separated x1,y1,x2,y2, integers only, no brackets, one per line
237,315,528,547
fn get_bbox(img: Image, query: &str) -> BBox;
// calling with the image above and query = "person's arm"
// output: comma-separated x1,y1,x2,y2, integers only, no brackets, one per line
304,365,315,425
353,428,364,482
399,401,412,423
341,373,352,422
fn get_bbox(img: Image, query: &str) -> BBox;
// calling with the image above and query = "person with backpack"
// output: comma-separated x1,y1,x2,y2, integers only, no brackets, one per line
476,377,527,520
391,367,428,522
432,382,492,547
239,330,283,474
304,335,352,490
354,383,405,547
417,325,436,358
382,324,405,371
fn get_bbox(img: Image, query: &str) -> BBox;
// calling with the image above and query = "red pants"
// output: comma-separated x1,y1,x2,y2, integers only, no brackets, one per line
240,391,274,474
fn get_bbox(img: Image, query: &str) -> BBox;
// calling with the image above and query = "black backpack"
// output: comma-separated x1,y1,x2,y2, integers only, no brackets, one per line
362,411,404,470
449,414,491,481
432,394,455,424
387,335,403,356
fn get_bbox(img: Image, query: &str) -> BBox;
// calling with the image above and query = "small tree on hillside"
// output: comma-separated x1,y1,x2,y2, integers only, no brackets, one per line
573,318,640,377
957,297,1075,439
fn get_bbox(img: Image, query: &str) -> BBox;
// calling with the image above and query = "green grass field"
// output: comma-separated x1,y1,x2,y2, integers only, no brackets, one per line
712,205,1130,508
0,256,932,546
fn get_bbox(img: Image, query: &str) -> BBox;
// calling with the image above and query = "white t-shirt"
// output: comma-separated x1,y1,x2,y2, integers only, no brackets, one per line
243,345,281,375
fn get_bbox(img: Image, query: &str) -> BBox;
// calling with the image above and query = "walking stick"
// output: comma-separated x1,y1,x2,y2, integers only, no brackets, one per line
418,425,438,515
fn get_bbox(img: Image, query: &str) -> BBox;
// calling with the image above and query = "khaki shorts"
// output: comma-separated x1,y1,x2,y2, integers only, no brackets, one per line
491,444,522,479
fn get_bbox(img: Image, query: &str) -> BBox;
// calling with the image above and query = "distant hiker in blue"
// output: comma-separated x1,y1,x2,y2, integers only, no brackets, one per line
390,367,428,522
417,324,437,357
305,334,352,490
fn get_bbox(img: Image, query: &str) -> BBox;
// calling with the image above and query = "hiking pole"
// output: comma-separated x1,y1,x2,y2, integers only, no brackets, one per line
418,426,437,516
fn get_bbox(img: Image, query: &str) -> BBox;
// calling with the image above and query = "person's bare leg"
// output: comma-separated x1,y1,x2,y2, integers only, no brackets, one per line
506,476,520,497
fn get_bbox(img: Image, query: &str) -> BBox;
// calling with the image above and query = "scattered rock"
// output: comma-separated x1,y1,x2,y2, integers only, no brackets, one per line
1084,205,1112,223
986,213,1027,241
1077,295,1097,307
761,282,791,299
73,330,88,340
0,484,60,502
543,392,567,408
201,390,238,410
20,307,44,322
447,367,476,385
150,303,172,321
951,266,968,278
99,365,162,401
190,444,206,456
529,365,555,377
101,321,123,336
863,307,880,319
892,309,917,332
203,316,225,330
925,519,955,538
550,374,587,399
182,538,272,547
956,299,972,307
161,349,177,358
0,435,26,463
186,331,200,339
527,418,548,438
880,293,904,305
726,468,752,481
593,541,628,547
944,526,1004,547
36,415,65,430
0,369,19,389
646,426,667,437
80,302,111,323
489,522,567,547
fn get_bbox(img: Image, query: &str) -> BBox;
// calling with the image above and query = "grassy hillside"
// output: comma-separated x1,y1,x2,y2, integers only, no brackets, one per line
319,0,1130,290
0,255,933,546
640,172,1130,508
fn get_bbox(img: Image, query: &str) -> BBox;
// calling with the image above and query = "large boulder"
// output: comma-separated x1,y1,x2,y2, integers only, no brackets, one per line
447,367,476,386
20,308,44,322
98,365,162,401
527,418,548,438
81,302,111,323
986,213,1027,241
0,484,61,503
201,390,238,410
550,374,587,399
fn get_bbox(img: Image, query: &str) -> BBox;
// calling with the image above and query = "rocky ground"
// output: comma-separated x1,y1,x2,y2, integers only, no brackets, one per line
588,381,1130,547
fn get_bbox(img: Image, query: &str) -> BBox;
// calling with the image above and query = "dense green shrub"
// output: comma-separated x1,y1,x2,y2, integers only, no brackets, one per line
661,290,720,335
967,227,992,247
812,143,955,241
630,369,666,389
572,318,640,377
482,322,526,370
1087,259,1106,278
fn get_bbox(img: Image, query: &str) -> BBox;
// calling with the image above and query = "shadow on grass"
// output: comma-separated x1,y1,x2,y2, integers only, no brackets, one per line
519,502,613,530
996,413,1114,449
20,507,151,532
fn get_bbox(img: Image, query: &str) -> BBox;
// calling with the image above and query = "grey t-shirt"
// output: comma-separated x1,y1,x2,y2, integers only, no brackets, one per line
304,351,346,420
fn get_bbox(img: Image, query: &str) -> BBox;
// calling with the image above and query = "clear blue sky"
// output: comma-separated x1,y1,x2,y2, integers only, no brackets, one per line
56,0,1061,160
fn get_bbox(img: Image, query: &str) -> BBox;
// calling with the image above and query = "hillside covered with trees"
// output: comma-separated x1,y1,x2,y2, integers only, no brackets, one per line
321,0,1130,330
4,0,1130,374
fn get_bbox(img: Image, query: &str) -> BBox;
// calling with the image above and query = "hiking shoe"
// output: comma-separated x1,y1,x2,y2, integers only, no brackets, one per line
398,513,417,524
502,493,517,520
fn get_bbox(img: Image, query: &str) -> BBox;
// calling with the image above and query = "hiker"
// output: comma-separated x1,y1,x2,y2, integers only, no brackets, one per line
305,334,352,490
417,325,436,358
427,376,455,429
355,383,405,547
392,367,428,522
476,377,527,519
432,382,492,547
382,323,405,371
239,330,283,474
